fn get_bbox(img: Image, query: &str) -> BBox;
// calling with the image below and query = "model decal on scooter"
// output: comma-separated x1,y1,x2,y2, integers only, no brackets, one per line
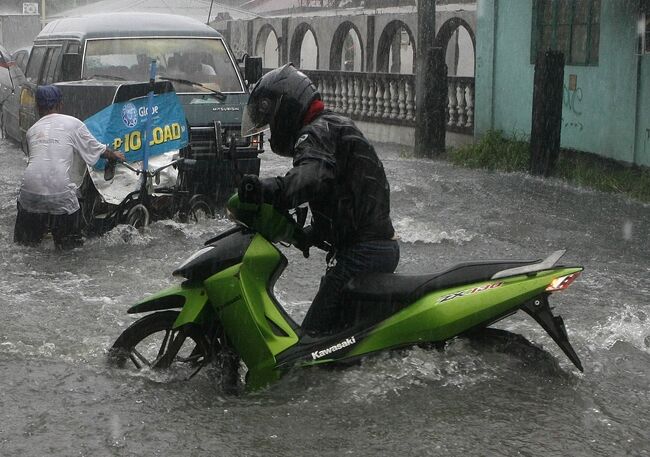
311,337,357,360
438,282,504,303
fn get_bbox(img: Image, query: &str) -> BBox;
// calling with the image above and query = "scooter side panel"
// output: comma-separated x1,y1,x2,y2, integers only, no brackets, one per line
204,235,299,388
346,267,581,358
204,263,275,371
238,236,299,349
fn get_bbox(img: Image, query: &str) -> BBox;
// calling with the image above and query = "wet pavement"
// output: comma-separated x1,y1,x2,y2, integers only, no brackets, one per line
1,137,649,456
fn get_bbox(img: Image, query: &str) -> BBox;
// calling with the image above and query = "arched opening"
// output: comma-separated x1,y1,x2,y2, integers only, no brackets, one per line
376,20,415,74
330,22,364,71
255,25,280,68
290,23,319,70
434,18,476,77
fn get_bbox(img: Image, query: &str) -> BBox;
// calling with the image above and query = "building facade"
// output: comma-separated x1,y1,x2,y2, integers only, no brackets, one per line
475,0,650,167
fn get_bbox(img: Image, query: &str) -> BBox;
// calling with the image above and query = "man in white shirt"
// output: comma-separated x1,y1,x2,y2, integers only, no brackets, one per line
14,85,125,249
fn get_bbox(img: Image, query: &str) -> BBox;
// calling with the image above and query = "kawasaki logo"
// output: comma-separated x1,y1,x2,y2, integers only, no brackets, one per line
311,336,356,360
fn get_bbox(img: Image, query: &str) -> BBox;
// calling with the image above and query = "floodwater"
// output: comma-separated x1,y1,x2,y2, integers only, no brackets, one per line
1,137,649,456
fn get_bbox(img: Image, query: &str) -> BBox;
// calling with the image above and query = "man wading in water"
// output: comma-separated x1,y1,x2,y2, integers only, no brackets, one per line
14,85,124,249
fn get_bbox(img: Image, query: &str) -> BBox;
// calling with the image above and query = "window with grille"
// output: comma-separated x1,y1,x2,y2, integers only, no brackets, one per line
532,0,601,65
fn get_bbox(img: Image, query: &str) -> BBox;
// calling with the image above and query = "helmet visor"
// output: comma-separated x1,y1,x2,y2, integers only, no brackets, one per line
240,95,282,138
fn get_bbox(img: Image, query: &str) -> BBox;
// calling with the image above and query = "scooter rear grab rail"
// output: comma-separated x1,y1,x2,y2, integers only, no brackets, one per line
491,250,566,279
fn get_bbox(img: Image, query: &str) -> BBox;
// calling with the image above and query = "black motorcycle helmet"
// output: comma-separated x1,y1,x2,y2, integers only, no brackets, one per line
241,63,320,157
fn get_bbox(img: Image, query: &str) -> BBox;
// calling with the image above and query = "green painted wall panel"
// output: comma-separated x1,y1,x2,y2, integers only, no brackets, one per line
636,57,650,166
476,0,647,166
474,0,497,134
492,0,535,136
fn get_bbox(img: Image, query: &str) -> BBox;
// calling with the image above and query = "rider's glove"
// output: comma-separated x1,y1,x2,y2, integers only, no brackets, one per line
294,225,314,258
238,174,262,204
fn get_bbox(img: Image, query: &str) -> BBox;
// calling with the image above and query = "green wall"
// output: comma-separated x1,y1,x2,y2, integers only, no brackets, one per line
475,0,649,167
636,56,650,164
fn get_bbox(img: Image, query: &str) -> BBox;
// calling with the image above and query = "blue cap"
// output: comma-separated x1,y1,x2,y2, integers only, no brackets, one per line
36,85,63,109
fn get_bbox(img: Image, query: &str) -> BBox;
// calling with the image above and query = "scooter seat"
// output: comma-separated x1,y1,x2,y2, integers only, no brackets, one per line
343,260,537,303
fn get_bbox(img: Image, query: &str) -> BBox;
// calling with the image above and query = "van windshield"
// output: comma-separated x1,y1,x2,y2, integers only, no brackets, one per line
83,37,243,93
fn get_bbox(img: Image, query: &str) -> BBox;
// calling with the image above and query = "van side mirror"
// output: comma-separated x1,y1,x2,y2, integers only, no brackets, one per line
244,56,263,86
61,53,82,81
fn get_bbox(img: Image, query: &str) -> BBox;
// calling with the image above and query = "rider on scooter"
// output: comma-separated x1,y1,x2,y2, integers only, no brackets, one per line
239,63,399,336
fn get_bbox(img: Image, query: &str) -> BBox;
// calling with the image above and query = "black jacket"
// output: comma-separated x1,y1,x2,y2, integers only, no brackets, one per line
261,110,395,249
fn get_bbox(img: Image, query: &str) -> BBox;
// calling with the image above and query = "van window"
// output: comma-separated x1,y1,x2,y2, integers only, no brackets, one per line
66,42,81,54
25,46,47,82
14,51,28,73
83,37,244,92
43,47,63,84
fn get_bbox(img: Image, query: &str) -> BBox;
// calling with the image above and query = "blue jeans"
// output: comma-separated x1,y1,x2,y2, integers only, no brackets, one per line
301,239,400,335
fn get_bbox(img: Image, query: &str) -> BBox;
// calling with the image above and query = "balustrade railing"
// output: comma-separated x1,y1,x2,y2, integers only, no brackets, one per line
291,69,474,134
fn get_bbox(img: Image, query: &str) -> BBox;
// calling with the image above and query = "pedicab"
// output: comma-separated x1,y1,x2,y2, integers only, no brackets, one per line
79,77,218,234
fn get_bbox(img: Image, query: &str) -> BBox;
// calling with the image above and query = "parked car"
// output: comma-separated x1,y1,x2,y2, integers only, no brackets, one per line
18,12,263,203
0,45,26,144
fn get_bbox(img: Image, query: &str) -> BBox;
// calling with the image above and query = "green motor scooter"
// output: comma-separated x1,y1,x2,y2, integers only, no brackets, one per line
109,196,584,391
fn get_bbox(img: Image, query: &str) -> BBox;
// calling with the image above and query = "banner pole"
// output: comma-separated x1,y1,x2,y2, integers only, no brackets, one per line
143,59,157,176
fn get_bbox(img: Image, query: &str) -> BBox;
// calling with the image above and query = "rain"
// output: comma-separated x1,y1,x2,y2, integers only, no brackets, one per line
1,1,649,456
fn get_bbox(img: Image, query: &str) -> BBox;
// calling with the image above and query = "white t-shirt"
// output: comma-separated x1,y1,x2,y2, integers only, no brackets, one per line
18,113,107,215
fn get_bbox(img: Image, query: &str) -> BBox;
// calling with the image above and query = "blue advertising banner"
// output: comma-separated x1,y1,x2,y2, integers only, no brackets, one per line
85,91,188,170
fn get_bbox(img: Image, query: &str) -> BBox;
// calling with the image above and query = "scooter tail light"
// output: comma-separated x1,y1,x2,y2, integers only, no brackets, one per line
250,134,263,150
546,272,581,292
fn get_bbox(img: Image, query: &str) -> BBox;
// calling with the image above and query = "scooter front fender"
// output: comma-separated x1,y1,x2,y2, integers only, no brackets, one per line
127,284,209,321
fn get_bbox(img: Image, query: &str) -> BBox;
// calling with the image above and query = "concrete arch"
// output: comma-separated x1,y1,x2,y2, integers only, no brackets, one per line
290,22,320,70
255,24,280,68
329,21,364,72
376,20,415,74
434,17,476,76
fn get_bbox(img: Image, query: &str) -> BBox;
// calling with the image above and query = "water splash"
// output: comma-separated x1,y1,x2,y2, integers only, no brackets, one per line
336,344,501,402
394,216,475,244
587,305,650,354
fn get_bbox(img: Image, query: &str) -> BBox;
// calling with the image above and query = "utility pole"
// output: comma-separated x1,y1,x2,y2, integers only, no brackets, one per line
529,50,564,176
414,0,446,158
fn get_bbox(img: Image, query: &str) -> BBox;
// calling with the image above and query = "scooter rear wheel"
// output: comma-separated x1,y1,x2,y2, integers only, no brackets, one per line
108,310,211,379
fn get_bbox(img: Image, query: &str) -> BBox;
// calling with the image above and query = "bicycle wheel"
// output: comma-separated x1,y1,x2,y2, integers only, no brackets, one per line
125,203,150,229
187,195,215,223
108,311,211,379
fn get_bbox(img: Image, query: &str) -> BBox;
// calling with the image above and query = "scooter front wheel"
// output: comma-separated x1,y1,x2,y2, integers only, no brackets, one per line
108,310,211,379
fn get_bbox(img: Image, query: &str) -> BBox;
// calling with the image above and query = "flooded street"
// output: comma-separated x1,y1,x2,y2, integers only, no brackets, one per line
1,136,649,456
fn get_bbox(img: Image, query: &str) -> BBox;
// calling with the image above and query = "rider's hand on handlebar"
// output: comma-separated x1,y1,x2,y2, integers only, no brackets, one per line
294,225,315,258
238,174,262,204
